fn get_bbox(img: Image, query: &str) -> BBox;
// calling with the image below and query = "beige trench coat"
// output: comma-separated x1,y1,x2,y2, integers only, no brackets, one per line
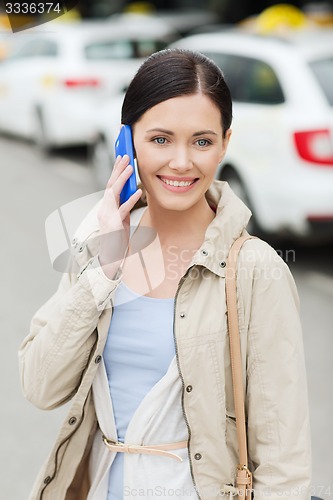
19,181,311,500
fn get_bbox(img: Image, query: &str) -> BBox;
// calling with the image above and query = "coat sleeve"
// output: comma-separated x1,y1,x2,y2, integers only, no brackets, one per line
244,242,312,500
18,255,121,410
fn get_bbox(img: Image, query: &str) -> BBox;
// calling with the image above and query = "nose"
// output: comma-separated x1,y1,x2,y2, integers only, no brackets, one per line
168,146,193,172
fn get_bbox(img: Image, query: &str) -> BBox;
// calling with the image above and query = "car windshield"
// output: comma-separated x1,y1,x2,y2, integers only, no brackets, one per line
85,39,169,60
309,57,333,106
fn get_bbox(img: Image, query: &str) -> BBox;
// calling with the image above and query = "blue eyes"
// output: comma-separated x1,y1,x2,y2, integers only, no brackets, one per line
197,139,209,147
154,137,166,145
153,137,211,147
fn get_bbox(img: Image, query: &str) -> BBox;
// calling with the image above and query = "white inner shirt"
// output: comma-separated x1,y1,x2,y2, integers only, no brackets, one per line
88,208,199,500
104,280,175,499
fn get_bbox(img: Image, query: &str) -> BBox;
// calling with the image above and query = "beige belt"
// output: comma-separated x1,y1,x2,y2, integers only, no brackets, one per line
102,435,188,463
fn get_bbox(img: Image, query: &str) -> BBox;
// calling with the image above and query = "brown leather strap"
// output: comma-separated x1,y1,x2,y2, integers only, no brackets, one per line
102,436,188,463
225,233,255,499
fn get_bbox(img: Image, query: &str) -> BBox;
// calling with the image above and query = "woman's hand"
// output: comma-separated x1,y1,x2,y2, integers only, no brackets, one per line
97,154,142,279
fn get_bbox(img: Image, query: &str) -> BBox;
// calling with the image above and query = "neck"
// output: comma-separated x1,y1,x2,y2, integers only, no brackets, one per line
141,196,215,249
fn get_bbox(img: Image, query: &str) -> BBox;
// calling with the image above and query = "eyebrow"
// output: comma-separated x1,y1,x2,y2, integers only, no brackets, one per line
146,128,218,137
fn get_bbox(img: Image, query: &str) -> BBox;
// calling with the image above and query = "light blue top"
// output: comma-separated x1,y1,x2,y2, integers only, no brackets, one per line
103,281,175,500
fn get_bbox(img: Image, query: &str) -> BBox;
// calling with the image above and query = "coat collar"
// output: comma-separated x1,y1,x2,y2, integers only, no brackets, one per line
73,180,252,279
190,180,252,277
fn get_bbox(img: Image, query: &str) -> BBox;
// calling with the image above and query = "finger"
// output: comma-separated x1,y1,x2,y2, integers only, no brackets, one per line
118,188,143,218
111,164,135,199
98,185,142,240
106,155,130,188
106,155,129,188
114,154,130,173
101,164,134,215
114,154,130,172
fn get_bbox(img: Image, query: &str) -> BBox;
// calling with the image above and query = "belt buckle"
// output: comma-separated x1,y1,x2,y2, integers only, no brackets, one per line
103,436,134,454
102,435,118,447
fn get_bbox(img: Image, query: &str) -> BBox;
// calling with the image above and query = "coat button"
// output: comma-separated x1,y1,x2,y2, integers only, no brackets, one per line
180,312,185,318
220,261,226,268
194,453,202,460
68,416,77,425
186,385,193,392
43,476,51,484
200,249,208,256
95,355,102,364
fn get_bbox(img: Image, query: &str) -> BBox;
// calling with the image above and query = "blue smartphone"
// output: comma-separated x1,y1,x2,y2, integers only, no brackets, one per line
115,125,138,205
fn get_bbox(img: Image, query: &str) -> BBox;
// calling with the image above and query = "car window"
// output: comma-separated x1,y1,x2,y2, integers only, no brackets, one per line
85,39,170,60
309,57,333,106
203,52,244,100
134,39,169,58
85,40,134,60
6,39,58,59
204,52,285,105
8,40,42,59
37,40,58,57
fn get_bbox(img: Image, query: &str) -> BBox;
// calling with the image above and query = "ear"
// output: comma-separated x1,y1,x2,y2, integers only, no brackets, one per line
219,128,232,163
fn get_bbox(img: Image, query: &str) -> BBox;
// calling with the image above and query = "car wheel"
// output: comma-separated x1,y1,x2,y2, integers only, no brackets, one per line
220,167,261,236
91,135,113,190
33,109,52,156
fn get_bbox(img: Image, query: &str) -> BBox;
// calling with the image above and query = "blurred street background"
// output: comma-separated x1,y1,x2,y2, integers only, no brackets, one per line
1,0,333,498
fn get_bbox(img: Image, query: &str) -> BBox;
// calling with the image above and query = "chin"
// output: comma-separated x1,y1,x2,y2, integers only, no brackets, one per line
158,197,197,212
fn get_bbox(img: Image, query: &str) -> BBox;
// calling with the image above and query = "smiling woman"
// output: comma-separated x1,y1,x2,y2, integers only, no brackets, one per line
132,94,230,211
19,49,311,500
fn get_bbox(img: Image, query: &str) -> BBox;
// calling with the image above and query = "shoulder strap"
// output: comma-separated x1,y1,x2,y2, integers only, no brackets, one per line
225,233,255,499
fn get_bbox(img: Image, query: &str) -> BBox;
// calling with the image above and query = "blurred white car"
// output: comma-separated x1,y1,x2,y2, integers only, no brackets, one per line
0,19,177,152
91,30,333,241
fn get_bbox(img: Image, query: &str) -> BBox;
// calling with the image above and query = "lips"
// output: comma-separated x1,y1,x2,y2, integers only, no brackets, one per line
158,175,198,181
157,175,199,192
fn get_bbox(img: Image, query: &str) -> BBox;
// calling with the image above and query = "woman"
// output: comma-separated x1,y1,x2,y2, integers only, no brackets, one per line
19,49,311,500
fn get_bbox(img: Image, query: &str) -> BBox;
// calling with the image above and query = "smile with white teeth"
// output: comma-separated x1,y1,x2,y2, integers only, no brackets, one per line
159,177,196,187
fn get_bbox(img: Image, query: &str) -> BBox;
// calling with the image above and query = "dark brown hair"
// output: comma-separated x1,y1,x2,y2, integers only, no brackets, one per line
121,48,232,138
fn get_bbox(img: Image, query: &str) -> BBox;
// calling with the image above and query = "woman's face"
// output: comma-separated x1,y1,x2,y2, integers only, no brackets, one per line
132,93,231,212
